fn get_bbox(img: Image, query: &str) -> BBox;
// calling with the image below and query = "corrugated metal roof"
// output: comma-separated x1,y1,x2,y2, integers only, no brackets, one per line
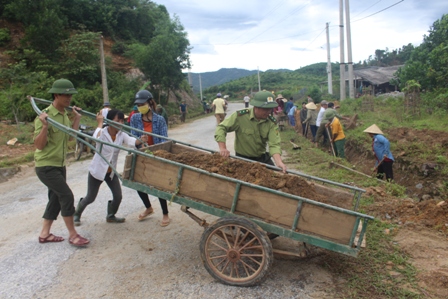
354,65,402,85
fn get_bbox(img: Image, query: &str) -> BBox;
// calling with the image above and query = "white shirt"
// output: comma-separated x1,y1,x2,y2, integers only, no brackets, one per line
243,96,250,103
316,107,326,127
89,127,137,181
101,108,111,118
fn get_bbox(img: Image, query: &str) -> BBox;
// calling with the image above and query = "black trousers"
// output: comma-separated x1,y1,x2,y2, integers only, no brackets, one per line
377,161,394,181
137,191,169,215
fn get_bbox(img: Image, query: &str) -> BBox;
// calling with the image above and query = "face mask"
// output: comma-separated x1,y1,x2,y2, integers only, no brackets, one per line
138,104,150,115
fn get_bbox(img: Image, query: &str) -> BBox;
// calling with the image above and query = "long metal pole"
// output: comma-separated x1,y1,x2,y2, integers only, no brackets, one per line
326,22,333,95
99,36,109,104
345,0,354,99
257,66,261,91
339,0,346,101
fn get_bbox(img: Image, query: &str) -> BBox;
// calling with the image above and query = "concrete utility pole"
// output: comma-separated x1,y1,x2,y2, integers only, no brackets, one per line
345,0,355,99
326,22,333,95
339,0,346,100
188,69,193,89
199,74,203,101
257,66,261,91
99,36,109,104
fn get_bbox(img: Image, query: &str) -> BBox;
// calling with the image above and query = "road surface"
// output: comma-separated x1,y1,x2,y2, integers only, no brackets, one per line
0,103,332,299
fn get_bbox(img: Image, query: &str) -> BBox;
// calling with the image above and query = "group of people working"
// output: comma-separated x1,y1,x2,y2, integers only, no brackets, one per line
34,81,394,247
35,79,170,247
297,98,394,181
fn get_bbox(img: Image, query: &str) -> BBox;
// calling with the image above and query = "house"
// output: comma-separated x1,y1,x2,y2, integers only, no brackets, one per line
354,65,402,96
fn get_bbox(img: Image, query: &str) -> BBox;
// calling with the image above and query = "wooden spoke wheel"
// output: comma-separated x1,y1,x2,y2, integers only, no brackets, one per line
199,217,273,286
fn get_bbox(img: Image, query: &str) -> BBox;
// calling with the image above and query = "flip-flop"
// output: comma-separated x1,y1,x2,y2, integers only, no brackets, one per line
69,234,89,247
38,233,64,243
138,208,154,221
160,220,170,227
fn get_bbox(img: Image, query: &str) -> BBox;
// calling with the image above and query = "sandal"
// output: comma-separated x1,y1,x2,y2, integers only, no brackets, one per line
69,234,90,247
160,219,170,227
38,233,64,243
138,207,154,221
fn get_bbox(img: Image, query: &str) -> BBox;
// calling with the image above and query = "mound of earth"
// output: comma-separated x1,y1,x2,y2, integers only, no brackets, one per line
345,126,448,201
153,150,352,209
364,186,448,233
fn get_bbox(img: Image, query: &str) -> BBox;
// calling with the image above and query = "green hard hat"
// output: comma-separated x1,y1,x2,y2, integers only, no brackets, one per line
250,91,278,108
48,79,78,94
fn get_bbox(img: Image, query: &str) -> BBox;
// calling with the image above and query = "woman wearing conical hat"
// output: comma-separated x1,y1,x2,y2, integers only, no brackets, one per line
363,124,395,181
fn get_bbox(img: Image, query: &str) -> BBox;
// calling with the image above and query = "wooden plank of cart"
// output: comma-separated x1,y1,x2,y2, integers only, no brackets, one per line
28,96,374,287
121,141,374,287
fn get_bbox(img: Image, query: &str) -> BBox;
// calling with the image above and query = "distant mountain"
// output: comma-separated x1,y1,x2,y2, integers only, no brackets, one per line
185,68,292,93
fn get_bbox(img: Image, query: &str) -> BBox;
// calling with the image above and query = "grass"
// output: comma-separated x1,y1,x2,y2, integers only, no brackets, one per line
0,152,35,168
279,126,423,298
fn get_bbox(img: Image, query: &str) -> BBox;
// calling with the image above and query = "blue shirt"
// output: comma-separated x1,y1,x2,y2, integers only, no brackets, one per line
284,101,294,114
372,134,394,165
287,106,297,117
130,112,168,144
179,103,187,112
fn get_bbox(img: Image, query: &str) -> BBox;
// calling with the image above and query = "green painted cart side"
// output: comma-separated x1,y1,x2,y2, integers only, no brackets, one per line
121,141,373,258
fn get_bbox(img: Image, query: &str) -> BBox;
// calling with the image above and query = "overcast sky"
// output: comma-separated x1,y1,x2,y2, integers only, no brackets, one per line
155,0,446,73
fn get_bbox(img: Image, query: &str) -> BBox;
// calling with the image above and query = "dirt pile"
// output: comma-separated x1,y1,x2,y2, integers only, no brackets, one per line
365,186,448,232
346,127,448,200
153,150,335,206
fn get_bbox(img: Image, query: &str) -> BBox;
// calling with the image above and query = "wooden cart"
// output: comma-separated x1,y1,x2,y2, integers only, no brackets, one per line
121,141,373,287
30,96,374,287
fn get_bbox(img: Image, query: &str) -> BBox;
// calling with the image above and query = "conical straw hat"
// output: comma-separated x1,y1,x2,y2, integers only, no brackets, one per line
363,124,384,135
305,102,317,110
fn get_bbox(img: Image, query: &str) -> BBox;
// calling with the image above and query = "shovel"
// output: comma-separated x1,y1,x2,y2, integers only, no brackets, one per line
325,127,336,156
371,156,386,176
289,139,301,150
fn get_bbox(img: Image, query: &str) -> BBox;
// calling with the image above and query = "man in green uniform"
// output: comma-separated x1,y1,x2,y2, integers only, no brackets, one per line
214,90,287,173
34,79,90,247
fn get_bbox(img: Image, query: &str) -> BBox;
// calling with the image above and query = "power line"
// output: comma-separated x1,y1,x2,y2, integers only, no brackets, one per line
225,0,289,45
190,27,326,46
352,0,404,23
240,1,313,46
352,0,383,18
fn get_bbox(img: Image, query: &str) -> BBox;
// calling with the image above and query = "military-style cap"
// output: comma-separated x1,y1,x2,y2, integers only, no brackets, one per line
250,91,278,108
320,100,328,105
363,124,384,135
48,79,78,94
324,109,337,120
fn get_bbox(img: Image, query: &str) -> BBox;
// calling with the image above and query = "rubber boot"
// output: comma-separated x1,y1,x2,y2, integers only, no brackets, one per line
74,198,86,226
106,200,125,223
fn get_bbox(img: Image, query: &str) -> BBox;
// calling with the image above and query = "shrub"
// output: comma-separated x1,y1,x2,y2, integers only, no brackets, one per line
0,28,11,46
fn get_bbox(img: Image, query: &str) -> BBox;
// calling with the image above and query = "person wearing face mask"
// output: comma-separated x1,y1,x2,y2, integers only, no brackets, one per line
129,90,170,227
74,109,147,226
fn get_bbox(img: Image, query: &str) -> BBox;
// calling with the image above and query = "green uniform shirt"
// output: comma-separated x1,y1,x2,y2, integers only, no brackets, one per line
214,108,281,158
34,104,71,167
322,108,342,125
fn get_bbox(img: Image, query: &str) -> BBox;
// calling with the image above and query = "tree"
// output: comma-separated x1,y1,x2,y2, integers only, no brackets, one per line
396,14,448,90
0,61,52,122
127,12,191,95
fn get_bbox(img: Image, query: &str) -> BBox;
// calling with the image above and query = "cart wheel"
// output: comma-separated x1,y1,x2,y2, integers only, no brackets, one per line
200,217,273,287
75,141,84,161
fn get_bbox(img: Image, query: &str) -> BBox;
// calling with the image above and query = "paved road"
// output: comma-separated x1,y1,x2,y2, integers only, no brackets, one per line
0,103,326,299
168,102,238,155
